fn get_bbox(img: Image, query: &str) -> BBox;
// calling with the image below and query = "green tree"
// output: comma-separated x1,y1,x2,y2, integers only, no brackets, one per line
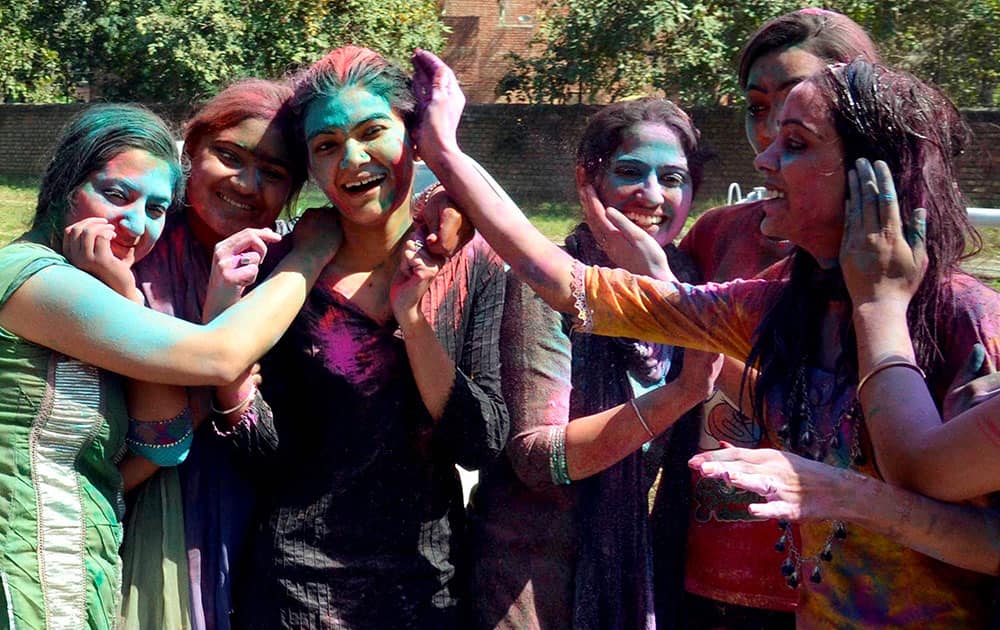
501,0,1000,108
0,0,446,103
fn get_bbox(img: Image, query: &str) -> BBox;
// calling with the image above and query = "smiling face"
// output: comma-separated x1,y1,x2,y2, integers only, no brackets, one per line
744,47,828,154
594,122,693,248
185,117,294,245
67,148,173,264
753,80,846,262
304,86,415,228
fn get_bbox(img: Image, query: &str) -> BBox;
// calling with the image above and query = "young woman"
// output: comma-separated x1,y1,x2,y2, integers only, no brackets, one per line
470,98,721,629
690,152,1000,535
232,46,508,628
0,104,339,628
119,79,309,630
412,49,1000,627
664,9,881,627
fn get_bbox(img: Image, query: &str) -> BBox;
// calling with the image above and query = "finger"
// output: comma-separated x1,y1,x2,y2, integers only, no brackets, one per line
720,471,770,496
232,251,263,269
908,206,928,264
856,158,881,233
872,160,901,234
747,502,796,521
844,168,861,246
579,184,618,238
605,207,650,245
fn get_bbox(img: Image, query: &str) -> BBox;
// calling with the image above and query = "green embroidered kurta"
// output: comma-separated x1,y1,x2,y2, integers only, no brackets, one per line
0,243,127,629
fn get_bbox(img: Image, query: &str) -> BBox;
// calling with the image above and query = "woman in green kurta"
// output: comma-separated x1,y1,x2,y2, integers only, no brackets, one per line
0,105,341,628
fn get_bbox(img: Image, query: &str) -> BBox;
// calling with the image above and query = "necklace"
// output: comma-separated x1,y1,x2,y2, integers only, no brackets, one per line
773,360,864,587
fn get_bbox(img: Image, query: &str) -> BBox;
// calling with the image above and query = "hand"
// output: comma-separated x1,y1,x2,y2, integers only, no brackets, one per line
203,227,282,322
577,170,674,282
413,185,473,257
411,48,465,166
689,446,857,521
840,158,927,310
943,343,1000,420
390,228,445,329
677,349,724,404
63,217,141,301
291,207,343,265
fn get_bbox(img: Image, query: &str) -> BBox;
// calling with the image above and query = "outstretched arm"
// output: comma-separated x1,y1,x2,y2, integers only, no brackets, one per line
690,447,1000,575
412,49,578,314
0,208,341,386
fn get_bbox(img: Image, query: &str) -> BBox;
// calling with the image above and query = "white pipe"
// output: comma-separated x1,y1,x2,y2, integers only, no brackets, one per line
968,208,1000,228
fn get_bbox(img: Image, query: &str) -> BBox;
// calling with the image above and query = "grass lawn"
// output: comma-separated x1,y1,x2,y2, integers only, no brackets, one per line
3,175,998,288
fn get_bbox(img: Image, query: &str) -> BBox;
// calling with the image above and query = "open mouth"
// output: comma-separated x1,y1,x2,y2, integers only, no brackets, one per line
761,189,785,200
625,212,666,229
342,173,386,195
219,192,253,211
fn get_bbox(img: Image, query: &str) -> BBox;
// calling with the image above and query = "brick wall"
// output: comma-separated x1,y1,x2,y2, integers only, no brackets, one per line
0,103,191,179
2,103,998,207
443,0,541,103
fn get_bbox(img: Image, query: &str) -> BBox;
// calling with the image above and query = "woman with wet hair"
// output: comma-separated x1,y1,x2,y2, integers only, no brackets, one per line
470,97,721,629
0,103,339,628
233,46,508,629
413,48,1000,627
119,78,311,630
656,9,882,627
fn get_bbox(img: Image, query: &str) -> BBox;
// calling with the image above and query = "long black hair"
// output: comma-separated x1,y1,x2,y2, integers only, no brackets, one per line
746,59,977,439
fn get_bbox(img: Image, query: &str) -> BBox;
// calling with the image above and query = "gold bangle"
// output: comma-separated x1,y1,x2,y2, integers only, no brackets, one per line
629,398,654,439
856,360,926,397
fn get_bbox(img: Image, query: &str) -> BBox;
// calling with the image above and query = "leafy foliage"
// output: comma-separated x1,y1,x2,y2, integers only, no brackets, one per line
0,0,446,103
501,0,1000,108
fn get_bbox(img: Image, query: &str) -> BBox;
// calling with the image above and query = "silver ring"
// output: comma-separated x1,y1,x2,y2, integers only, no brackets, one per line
878,192,895,202
412,239,425,251
237,255,252,267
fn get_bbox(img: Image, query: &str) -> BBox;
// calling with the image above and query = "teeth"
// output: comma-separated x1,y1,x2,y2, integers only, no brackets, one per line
344,173,385,190
219,193,252,210
625,212,665,227
763,189,785,200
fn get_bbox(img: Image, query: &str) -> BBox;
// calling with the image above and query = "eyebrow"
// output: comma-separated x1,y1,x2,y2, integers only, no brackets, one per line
104,176,172,205
613,156,689,172
746,76,807,94
779,118,822,136
307,112,393,141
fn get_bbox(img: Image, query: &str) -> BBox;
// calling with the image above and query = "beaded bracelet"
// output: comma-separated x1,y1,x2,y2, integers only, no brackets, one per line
549,425,572,486
126,406,195,466
856,360,926,398
211,385,257,416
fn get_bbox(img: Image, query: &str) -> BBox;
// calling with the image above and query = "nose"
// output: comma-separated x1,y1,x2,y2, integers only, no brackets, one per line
232,166,260,195
757,108,780,152
341,138,369,169
636,172,665,207
754,141,779,174
117,204,145,241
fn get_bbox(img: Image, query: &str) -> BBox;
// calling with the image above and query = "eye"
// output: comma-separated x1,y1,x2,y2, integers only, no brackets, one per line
102,187,128,203
747,103,767,119
783,136,807,152
312,138,340,154
215,147,241,167
613,165,642,179
146,203,168,220
362,124,387,140
660,172,687,188
261,167,289,183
